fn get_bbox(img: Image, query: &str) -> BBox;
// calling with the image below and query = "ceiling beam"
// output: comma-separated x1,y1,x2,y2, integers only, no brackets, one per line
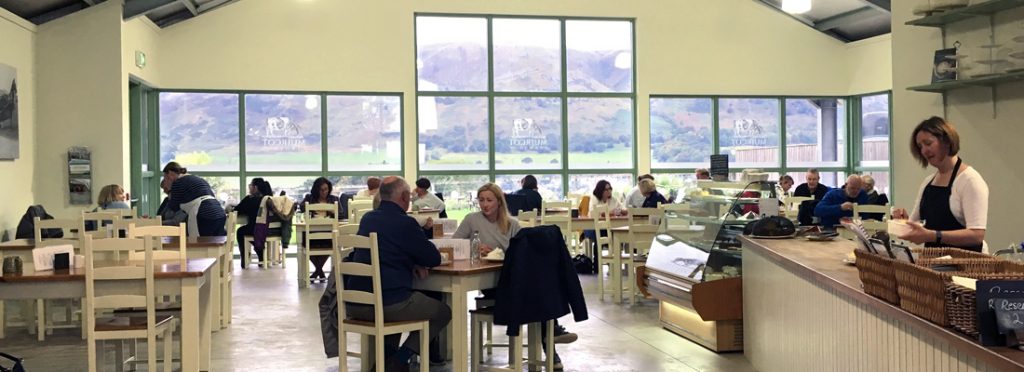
815,6,876,31
178,0,197,16
124,0,178,20
29,2,88,24
197,0,234,13
857,0,891,13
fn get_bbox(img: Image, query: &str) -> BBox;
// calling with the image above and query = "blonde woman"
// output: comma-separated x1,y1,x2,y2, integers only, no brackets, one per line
452,183,521,255
96,184,130,210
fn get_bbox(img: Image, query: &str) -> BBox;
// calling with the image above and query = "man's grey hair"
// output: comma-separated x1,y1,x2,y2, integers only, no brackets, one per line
379,176,409,202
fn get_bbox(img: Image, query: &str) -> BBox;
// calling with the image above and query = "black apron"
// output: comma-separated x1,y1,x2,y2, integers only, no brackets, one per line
919,158,982,252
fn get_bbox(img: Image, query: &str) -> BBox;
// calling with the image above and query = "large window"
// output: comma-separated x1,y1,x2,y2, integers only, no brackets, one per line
856,93,891,196
718,98,780,168
416,15,636,201
155,91,403,208
649,98,713,169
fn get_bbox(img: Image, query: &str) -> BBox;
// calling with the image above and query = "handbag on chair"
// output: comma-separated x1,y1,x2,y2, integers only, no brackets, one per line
252,196,271,249
0,352,25,372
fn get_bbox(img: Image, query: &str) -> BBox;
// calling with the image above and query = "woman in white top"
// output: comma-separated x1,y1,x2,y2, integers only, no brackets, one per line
893,117,988,252
453,183,521,257
589,179,627,217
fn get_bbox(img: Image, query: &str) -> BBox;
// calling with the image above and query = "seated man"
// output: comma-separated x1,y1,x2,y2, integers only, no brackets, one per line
814,175,868,228
355,177,381,199
625,174,654,208
861,174,889,221
793,168,830,201
411,177,446,212
345,176,451,371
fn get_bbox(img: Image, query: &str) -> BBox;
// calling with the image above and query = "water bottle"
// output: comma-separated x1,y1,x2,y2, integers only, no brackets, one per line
470,231,481,265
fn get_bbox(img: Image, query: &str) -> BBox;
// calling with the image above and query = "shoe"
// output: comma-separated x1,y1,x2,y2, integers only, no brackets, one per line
552,325,578,344
552,353,564,370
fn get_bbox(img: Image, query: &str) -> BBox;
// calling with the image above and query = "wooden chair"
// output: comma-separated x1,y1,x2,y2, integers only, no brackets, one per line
110,217,161,239
540,201,574,255
627,222,660,305
81,211,122,239
34,217,84,247
114,207,138,220
469,310,554,372
349,200,373,220
854,204,890,232
784,196,813,221
220,212,237,329
353,208,372,224
592,205,625,302
127,223,187,268
242,198,285,269
84,235,175,372
301,202,338,288
334,232,429,372
628,207,663,226
516,209,538,228
32,217,85,341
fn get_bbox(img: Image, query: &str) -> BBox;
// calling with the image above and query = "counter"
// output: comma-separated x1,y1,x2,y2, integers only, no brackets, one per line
741,236,1024,371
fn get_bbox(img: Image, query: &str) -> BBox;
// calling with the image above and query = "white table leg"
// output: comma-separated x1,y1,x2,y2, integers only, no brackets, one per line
36,299,44,341
181,277,200,372
611,233,623,304
451,279,468,372
199,271,212,371
209,253,221,332
0,299,5,339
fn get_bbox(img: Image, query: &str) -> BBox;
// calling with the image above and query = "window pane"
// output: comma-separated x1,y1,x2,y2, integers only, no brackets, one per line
203,176,241,208
860,94,890,167
862,171,890,197
787,171,846,191
159,92,239,171
718,98,780,168
493,18,561,92
244,94,323,171
568,173,633,203
650,98,713,168
566,20,633,93
567,97,633,169
418,96,489,171
495,174,564,201
494,97,562,170
326,95,401,171
785,99,846,168
427,175,491,222
416,16,488,92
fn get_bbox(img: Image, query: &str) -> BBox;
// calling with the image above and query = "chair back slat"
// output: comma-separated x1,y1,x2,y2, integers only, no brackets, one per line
338,223,359,235
517,209,538,228
128,223,186,268
111,217,162,238
93,294,147,310
340,290,376,305
34,217,84,245
94,266,146,280
339,261,374,276
308,231,334,240
85,235,156,320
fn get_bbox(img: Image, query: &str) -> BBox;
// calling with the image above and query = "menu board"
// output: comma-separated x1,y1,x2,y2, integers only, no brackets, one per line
710,154,729,181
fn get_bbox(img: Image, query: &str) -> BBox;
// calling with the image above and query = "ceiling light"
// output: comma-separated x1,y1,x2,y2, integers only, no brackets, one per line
781,0,812,14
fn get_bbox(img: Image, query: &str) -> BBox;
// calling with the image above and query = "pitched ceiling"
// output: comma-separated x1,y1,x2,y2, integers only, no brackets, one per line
0,0,239,28
757,0,891,42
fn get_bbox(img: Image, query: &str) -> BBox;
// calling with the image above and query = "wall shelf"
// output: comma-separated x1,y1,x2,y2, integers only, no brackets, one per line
906,0,1024,27
907,70,1024,93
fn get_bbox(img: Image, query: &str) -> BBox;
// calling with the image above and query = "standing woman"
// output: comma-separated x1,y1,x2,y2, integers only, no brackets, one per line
893,117,989,252
163,162,227,236
299,177,341,281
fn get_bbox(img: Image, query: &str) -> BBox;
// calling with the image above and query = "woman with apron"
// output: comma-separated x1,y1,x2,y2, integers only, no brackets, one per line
163,162,228,237
893,117,989,252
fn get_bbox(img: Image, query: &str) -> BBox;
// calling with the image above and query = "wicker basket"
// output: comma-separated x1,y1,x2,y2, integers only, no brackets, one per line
946,272,1024,337
895,258,1024,326
854,250,900,304
915,247,991,261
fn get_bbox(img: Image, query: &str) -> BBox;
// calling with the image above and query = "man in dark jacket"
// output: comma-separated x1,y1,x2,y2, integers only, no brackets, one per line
793,168,830,201
513,174,544,215
814,175,869,228
343,176,450,372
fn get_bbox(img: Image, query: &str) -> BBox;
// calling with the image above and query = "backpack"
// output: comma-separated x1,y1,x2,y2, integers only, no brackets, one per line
15,205,63,240
572,254,594,274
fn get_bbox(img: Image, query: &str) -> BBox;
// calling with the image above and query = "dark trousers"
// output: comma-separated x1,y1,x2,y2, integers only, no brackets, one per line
197,216,227,237
346,291,451,356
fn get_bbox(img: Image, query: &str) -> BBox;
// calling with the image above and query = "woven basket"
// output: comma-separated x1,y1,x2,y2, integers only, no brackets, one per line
895,258,1024,326
946,272,1024,337
854,250,900,304
915,247,990,261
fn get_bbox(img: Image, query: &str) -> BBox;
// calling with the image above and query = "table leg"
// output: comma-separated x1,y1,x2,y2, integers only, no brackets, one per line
181,277,199,372
0,299,5,339
612,233,623,304
209,254,221,332
451,279,468,372
200,271,212,370
36,299,44,341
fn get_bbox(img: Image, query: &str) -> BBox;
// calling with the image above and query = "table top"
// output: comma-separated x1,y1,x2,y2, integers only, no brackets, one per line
0,236,229,251
740,236,1024,370
0,258,217,283
429,259,503,276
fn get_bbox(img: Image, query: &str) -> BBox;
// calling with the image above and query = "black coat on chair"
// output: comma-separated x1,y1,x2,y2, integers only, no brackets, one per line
494,225,588,336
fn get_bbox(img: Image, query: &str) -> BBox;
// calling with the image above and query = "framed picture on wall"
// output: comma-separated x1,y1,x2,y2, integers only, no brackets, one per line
932,48,958,83
0,62,18,160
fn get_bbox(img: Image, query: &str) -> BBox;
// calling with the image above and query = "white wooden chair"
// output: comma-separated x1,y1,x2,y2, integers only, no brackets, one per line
301,202,338,288
540,200,574,255
353,208,372,224
469,311,554,372
334,232,429,372
127,223,187,268
349,200,373,220
854,204,890,232
592,205,625,302
82,211,122,239
242,198,285,269
220,212,237,329
114,207,138,220
32,217,85,341
627,222,660,305
516,209,538,228
84,235,175,372
110,217,161,239
628,207,664,226
34,217,84,248
784,196,813,221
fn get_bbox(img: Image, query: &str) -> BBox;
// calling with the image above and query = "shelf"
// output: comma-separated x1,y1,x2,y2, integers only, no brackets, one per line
906,0,1024,27
907,69,1024,93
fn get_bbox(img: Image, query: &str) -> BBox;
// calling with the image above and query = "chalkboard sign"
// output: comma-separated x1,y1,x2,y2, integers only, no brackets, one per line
977,281,1024,346
710,154,729,181
992,298,1024,336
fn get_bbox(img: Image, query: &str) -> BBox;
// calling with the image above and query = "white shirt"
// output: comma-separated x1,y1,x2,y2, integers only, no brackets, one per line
355,189,377,199
909,166,988,230
411,191,446,211
625,187,645,208
590,195,625,215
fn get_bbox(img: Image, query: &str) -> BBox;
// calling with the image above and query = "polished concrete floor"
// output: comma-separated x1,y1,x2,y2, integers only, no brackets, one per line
0,257,755,372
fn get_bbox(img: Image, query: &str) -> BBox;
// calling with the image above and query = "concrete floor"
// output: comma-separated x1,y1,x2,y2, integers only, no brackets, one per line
0,258,755,372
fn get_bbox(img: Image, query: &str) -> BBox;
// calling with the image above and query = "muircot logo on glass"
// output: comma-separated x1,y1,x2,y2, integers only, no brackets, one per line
257,117,306,149
732,118,767,147
510,118,546,150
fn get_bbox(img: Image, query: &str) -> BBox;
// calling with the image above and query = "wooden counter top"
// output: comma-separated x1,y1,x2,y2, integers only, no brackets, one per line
740,236,1024,371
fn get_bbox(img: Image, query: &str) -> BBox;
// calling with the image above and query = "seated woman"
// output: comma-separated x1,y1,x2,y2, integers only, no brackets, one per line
298,177,341,282
232,178,281,268
639,179,667,208
513,175,544,214
162,162,227,237
583,180,627,258
96,184,131,211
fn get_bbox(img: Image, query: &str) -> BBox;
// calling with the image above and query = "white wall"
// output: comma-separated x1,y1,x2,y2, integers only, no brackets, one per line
34,1,124,219
892,4,1024,248
152,0,887,177
0,9,35,238
845,34,892,95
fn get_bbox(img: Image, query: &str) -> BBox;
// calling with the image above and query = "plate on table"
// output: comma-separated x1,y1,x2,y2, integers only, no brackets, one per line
750,233,797,240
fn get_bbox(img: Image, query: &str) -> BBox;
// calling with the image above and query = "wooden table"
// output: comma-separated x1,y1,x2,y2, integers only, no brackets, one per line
412,260,503,372
741,236,1024,371
0,258,216,371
